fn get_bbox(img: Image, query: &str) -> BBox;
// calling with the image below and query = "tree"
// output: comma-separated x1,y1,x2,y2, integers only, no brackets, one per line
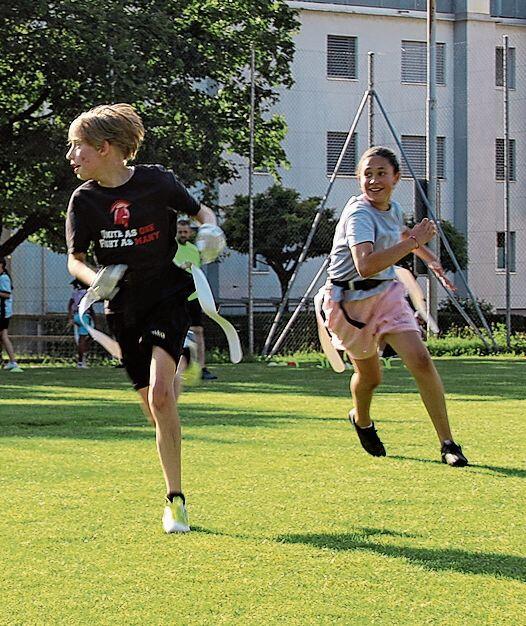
0,0,299,256
222,184,338,298
397,218,468,274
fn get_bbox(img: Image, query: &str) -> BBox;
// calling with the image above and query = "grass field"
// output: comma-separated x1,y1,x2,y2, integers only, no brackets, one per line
1,358,525,625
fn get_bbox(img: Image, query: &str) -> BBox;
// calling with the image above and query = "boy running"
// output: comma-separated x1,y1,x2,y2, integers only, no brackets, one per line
65,103,225,532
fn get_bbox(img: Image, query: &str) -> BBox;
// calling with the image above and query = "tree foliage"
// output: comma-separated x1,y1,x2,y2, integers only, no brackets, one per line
0,0,299,256
221,184,338,298
398,218,468,274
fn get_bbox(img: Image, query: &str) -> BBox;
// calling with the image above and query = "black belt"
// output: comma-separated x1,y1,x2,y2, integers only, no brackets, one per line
331,279,391,292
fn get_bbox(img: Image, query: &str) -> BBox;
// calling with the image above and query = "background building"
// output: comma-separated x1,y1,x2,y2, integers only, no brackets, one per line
217,0,526,316
6,0,525,328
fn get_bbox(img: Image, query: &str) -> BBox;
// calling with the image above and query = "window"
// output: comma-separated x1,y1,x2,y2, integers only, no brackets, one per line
401,40,446,85
496,231,516,272
252,254,269,274
496,46,516,89
327,35,357,79
326,132,357,176
400,135,446,179
495,138,516,181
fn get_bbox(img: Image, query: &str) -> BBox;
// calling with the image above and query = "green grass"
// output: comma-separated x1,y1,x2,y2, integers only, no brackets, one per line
1,358,525,625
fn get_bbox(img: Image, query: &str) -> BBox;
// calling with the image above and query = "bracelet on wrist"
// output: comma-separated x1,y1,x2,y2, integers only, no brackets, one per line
408,235,420,249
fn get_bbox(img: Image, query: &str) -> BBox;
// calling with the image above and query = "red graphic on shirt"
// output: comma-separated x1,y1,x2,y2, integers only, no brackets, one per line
110,200,131,228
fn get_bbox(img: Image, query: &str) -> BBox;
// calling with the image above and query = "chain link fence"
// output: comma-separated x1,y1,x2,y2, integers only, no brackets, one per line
3,23,526,360
217,31,526,355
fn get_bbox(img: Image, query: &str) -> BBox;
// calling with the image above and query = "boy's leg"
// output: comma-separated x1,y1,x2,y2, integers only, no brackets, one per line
147,345,182,495
384,331,452,443
190,325,205,369
137,387,155,425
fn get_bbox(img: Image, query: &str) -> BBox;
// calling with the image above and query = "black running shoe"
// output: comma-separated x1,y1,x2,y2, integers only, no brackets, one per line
441,441,468,467
201,368,218,381
349,411,386,457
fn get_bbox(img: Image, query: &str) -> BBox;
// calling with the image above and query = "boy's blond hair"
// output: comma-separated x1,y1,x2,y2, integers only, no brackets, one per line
69,103,145,160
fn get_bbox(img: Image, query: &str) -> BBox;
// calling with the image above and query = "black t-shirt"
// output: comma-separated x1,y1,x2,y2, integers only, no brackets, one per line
65,164,200,313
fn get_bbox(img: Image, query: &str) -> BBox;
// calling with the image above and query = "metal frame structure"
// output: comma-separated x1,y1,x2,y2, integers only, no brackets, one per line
263,55,498,357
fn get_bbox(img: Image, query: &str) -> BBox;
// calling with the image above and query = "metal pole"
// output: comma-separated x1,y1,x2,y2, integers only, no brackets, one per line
373,91,497,350
269,257,329,358
503,34,511,350
426,0,438,335
367,52,375,147
248,46,256,355
262,88,370,355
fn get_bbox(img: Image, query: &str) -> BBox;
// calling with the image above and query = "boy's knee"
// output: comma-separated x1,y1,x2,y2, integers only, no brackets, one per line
149,381,174,413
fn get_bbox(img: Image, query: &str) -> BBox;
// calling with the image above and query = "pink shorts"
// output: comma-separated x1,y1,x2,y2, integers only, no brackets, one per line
322,281,420,360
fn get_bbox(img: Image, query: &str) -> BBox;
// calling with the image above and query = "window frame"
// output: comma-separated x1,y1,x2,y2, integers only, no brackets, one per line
496,231,516,273
326,131,358,177
327,34,358,81
252,253,270,275
495,46,516,90
495,138,516,181
401,40,446,86
400,135,446,180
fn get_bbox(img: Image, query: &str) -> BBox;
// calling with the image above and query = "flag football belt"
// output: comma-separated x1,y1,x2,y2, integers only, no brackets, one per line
78,265,243,364
330,278,391,291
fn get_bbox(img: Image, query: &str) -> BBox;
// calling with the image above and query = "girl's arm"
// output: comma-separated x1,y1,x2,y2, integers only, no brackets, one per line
67,253,97,287
401,228,456,291
0,291,10,299
352,218,436,278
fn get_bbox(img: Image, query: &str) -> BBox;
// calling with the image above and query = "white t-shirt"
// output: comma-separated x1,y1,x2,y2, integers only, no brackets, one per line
327,194,406,300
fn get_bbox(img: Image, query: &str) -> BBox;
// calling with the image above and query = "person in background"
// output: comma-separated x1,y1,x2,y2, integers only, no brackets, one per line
67,279,96,368
0,257,23,372
174,219,218,381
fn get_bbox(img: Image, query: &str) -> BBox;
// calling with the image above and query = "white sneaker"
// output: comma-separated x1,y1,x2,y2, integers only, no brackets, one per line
162,496,190,533
4,362,18,370
77,362,89,369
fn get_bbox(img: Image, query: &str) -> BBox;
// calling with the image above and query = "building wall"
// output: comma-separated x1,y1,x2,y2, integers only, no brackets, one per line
7,0,525,315
218,0,526,312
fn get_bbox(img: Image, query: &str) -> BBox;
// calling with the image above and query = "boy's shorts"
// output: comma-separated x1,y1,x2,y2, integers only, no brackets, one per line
0,317,10,331
322,281,420,360
186,298,203,327
107,293,190,390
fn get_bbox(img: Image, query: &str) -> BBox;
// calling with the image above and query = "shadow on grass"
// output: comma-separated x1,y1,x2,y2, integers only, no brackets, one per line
0,399,304,440
1,359,526,402
390,455,526,479
276,529,526,581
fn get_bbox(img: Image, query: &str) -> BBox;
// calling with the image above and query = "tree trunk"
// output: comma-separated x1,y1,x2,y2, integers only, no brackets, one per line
0,213,45,257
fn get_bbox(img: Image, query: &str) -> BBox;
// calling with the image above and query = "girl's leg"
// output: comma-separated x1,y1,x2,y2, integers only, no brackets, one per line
383,331,453,443
146,346,182,495
1,329,16,362
348,354,382,427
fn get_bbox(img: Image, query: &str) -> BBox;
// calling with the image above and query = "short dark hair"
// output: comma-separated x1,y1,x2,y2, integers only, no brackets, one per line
356,146,400,175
